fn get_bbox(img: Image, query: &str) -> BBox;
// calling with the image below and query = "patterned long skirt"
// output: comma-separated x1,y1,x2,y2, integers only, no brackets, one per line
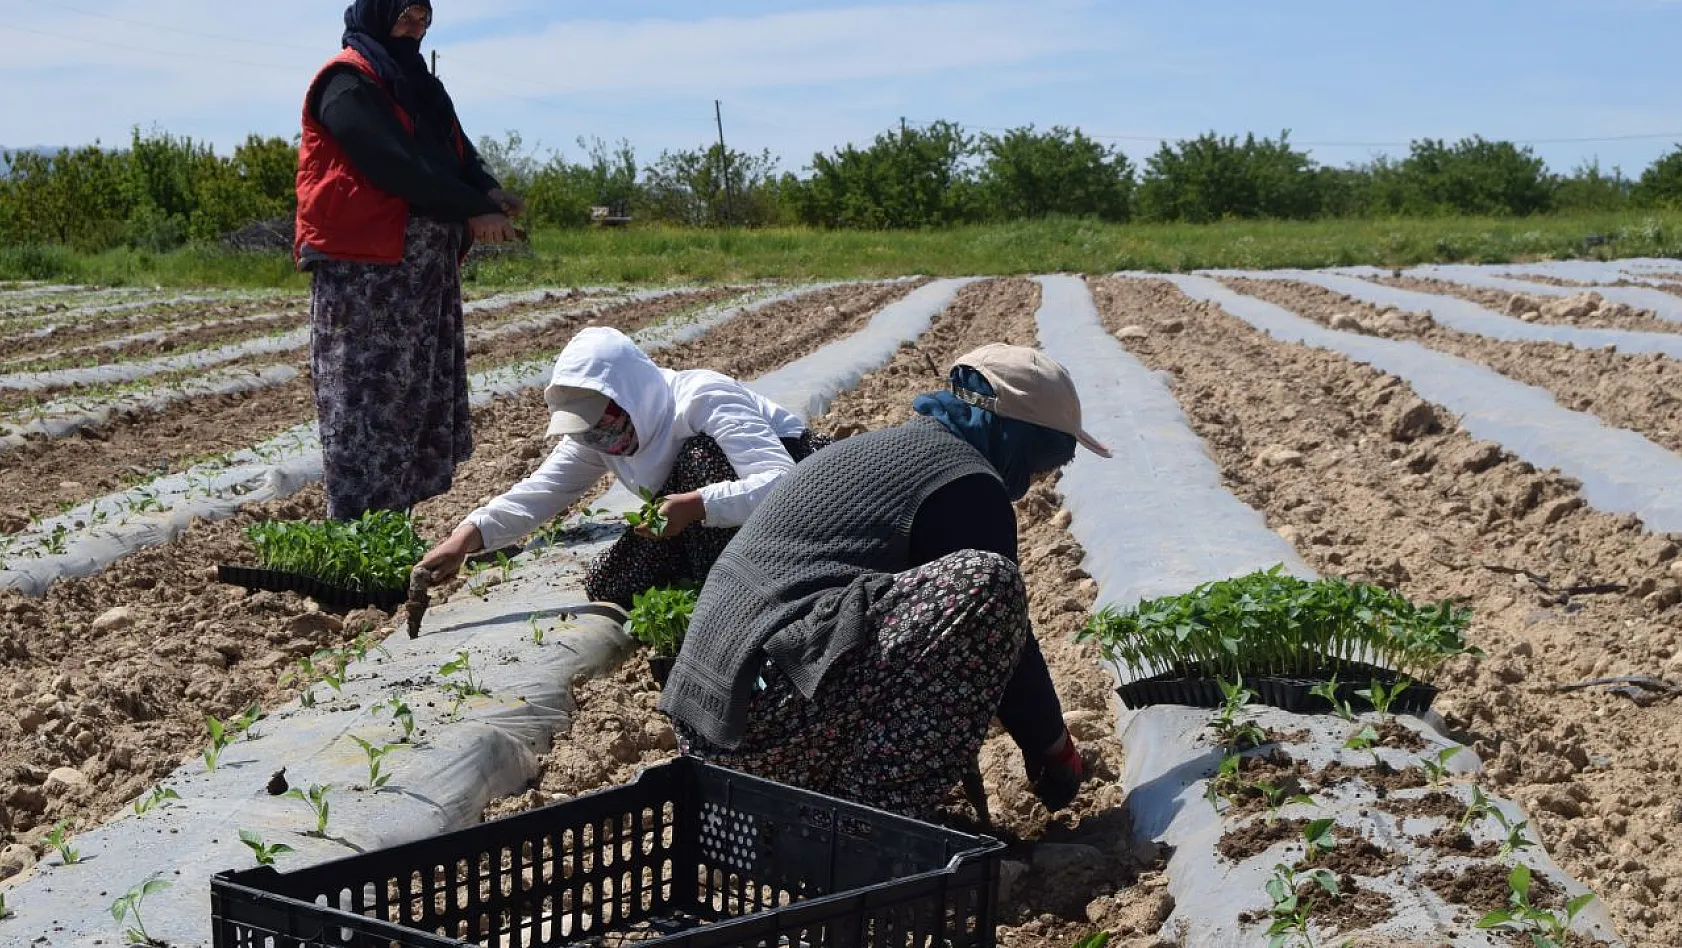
583,431,828,607
309,216,472,521
674,549,1031,819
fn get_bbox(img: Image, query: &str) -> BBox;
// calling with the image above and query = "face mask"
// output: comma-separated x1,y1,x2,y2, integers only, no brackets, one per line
572,403,639,456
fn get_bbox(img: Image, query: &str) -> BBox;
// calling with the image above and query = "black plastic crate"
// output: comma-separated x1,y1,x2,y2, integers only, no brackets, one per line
211,758,1004,948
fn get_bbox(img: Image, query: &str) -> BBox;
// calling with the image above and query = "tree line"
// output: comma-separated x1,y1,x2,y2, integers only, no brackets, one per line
5,123,1682,253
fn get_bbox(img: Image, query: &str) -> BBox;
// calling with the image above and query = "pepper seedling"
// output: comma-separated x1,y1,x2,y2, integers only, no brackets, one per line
1356,678,1408,719
1309,676,1355,722
1072,933,1111,948
1204,750,1244,813
1475,863,1595,948
45,819,80,865
627,585,698,659
624,487,670,537
377,696,416,743
132,786,180,816
1211,676,1266,751
284,783,333,837
1255,781,1315,826
349,736,399,791
1459,785,1498,832
1301,817,1337,863
239,829,294,868
1421,746,1462,787
1263,862,1337,948
110,873,171,947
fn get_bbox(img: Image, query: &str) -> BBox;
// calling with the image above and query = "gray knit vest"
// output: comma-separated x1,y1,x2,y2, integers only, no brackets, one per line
658,416,998,748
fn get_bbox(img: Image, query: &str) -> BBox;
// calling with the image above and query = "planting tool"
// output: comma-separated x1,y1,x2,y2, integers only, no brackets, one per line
1551,675,1681,705
405,565,435,639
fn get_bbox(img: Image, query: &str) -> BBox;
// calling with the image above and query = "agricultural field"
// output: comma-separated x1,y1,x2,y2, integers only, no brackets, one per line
0,260,1679,946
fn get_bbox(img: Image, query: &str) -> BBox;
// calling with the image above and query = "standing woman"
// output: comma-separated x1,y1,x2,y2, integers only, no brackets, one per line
296,0,523,520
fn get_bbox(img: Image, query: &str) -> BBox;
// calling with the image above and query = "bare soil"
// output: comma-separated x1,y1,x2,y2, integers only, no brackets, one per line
1221,276,1682,458
1093,274,1682,944
1367,274,1682,334
0,282,913,880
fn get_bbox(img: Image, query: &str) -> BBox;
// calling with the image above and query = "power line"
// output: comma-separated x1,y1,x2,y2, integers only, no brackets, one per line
0,24,298,71
902,118,1682,149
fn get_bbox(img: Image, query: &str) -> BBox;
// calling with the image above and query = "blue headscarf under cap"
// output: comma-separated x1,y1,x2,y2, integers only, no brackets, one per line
913,366,1077,500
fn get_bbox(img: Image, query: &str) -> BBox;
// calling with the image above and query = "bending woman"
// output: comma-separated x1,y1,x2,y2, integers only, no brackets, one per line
418,327,826,606
661,344,1110,819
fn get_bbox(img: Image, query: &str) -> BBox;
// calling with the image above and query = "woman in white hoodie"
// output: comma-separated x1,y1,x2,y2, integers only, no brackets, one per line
417,326,825,605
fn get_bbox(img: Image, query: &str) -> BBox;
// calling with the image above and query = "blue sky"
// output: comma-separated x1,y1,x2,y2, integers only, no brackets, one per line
2,0,1678,178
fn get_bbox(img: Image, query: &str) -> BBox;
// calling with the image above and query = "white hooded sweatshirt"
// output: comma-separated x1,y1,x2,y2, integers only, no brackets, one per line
464,327,806,551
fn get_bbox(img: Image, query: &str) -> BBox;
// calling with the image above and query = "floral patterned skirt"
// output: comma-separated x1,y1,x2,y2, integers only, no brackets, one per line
674,549,1031,819
309,216,472,520
583,431,829,607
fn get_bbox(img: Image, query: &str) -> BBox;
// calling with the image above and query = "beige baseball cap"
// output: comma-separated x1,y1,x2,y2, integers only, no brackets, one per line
544,385,610,437
952,344,1113,458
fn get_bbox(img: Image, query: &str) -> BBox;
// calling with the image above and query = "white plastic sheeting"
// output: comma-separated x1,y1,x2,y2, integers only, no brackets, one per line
1404,264,1682,324
1169,274,1682,533
0,284,852,595
1220,269,1682,359
0,326,309,391
1033,275,1315,609
1121,707,1622,946
1043,275,1621,945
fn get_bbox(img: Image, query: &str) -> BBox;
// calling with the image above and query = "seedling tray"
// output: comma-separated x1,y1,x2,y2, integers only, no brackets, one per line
1118,660,1439,715
217,564,406,612
211,757,1003,948
649,654,676,688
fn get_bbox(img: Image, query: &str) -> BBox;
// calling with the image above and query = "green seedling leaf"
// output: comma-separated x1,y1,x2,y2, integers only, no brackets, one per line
1302,817,1337,862
110,872,171,946
239,829,294,868
1079,568,1479,692
1072,933,1111,948
627,585,697,659
45,819,80,865
132,786,180,816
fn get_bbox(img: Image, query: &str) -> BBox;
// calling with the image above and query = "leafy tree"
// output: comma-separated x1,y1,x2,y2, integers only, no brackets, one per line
643,144,792,227
799,121,977,228
1635,146,1682,209
1372,136,1555,216
977,126,1133,222
1137,131,1321,223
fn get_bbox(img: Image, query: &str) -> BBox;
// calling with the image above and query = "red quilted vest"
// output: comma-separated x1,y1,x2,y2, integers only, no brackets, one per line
294,47,464,266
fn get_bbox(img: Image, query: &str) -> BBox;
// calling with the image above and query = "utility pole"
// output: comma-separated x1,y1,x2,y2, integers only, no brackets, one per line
430,50,438,76
715,100,736,226
901,116,908,139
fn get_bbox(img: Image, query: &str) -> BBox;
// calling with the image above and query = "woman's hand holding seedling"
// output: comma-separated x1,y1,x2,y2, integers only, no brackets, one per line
634,492,706,539
626,488,706,539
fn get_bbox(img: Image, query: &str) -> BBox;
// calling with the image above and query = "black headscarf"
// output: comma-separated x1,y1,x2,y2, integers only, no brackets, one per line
912,367,1077,501
341,0,457,132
